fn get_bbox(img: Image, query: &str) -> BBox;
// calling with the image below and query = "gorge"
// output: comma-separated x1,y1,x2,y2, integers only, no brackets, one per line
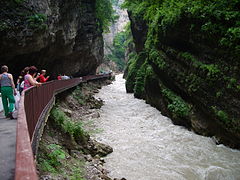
0,0,240,179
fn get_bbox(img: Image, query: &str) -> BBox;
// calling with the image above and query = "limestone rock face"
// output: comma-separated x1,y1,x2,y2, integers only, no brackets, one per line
0,0,103,78
103,0,129,55
125,11,240,148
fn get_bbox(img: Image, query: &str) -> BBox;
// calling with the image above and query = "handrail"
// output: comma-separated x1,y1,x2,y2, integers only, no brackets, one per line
15,73,111,180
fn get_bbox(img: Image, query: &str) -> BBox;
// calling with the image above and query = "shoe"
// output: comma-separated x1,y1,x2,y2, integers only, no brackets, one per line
8,112,14,119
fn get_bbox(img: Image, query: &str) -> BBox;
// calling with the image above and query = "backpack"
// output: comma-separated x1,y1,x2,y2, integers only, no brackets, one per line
20,81,24,89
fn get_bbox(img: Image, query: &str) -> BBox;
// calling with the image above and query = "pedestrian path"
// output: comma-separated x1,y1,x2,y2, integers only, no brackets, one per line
0,112,16,180
0,94,3,112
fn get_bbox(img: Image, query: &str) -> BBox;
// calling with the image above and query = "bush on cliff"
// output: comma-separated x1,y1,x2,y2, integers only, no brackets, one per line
96,0,118,32
123,0,240,54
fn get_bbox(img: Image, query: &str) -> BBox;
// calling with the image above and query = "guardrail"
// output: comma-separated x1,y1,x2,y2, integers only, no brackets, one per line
15,73,111,179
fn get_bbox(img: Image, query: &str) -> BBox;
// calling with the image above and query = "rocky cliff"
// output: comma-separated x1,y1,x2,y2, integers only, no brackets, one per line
103,0,128,55
0,0,103,78
99,0,129,73
124,0,240,148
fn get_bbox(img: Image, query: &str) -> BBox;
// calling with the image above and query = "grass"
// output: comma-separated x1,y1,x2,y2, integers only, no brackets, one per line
50,106,88,143
38,143,86,179
72,86,86,105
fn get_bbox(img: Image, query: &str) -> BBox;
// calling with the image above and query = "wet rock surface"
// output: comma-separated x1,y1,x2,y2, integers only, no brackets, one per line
125,10,240,149
0,0,103,78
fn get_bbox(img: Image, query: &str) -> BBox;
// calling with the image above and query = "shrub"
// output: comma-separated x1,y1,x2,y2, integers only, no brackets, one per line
72,86,85,105
50,107,88,143
96,0,117,32
161,88,191,118
27,13,48,31
38,144,66,173
134,63,148,98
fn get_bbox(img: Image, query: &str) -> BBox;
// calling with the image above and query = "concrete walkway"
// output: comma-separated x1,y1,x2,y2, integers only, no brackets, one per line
0,93,3,112
0,112,16,180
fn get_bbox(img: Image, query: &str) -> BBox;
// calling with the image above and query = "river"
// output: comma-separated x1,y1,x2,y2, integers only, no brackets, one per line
93,74,240,180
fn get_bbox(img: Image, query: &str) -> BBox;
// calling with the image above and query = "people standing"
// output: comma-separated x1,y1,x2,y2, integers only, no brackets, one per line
61,74,70,80
17,67,30,95
37,69,50,83
24,66,41,90
16,72,23,94
0,65,17,119
57,74,62,80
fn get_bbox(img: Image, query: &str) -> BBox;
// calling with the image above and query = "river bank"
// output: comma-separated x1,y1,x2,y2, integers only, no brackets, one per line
37,78,125,180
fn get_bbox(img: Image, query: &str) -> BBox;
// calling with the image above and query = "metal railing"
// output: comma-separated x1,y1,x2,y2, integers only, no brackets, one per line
15,73,111,180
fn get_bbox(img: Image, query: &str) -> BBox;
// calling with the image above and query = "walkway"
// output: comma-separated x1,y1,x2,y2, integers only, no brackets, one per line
0,94,3,111
0,111,16,180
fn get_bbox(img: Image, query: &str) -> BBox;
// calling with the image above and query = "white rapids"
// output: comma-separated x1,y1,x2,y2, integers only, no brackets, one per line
93,74,240,180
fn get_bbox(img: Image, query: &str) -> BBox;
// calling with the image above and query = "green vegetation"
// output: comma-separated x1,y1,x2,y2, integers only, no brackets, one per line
123,0,240,53
0,22,9,31
148,49,166,70
123,0,240,138
38,144,66,173
27,13,47,31
107,31,127,71
50,107,88,143
38,105,88,178
0,0,49,32
125,53,138,92
162,88,191,118
185,73,202,93
38,143,85,179
72,86,86,105
107,24,132,71
96,0,118,32
134,63,148,98
212,106,240,133
111,0,120,6
125,52,147,93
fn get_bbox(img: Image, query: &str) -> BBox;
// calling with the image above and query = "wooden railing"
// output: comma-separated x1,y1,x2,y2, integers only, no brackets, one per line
15,73,111,179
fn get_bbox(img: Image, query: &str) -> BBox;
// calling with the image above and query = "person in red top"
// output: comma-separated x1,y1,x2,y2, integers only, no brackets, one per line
57,74,62,80
37,70,50,83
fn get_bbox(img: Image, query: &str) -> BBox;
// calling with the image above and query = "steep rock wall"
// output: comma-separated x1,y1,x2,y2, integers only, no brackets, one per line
125,2,240,148
0,0,103,78
103,0,129,55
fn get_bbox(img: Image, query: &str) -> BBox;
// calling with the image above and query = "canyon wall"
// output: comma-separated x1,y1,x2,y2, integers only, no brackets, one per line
0,0,103,78
124,1,240,148
103,0,128,55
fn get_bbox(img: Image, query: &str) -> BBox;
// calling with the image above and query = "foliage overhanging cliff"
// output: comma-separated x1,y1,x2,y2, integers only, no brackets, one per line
124,0,240,148
0,0,115,78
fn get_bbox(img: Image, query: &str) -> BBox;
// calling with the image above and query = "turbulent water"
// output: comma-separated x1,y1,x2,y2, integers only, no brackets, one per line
94,74,240,180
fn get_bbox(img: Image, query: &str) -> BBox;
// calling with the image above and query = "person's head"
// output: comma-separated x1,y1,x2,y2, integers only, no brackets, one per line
41,70,46,75
29,66,38,77
20,70,24,76
1,65,8,73
23,67,29,75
